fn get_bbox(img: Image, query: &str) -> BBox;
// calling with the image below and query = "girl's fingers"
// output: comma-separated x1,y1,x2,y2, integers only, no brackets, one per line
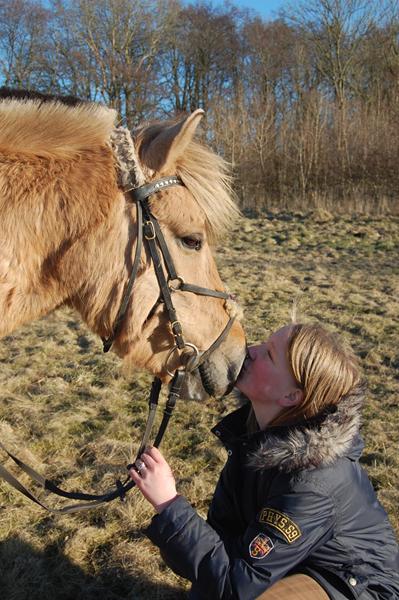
145,446,165,463
141,452,156,470
129,468,143,485
130,467,138,479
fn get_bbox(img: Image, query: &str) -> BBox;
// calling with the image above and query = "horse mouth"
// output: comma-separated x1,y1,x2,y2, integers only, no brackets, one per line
174,363,221,401
178,367,209,401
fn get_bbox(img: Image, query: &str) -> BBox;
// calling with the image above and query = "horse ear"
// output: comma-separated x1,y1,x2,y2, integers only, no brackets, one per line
142,109,204,173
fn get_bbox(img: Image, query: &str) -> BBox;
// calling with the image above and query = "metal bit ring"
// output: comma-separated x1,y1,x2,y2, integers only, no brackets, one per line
165,342,199,377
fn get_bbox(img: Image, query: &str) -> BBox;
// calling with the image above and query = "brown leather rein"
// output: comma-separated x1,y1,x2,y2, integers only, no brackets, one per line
0,176,237,514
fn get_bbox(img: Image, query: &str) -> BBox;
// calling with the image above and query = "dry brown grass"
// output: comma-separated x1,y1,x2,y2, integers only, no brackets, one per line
0,211,398,599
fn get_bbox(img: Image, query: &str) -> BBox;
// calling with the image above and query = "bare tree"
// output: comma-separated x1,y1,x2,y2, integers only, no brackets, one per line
0,0,51,88
49,0,173,125
160,2,241,115
284,0,382,104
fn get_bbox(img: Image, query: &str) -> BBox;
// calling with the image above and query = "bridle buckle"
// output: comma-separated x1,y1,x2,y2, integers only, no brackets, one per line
171,320,183,338
144,220,156,240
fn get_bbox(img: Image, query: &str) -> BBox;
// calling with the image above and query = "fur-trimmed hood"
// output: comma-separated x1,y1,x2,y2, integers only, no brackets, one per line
213,384,365,473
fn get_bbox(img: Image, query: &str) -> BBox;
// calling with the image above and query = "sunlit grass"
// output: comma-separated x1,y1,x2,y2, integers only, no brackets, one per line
0,211,397,599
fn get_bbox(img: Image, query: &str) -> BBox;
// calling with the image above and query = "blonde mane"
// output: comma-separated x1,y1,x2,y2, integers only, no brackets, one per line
135,117,239,243
0,97,238,242
176,140,240,242
0,98,117,159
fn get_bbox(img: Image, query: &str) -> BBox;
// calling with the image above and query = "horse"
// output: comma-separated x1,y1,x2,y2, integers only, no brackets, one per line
0,89,246,404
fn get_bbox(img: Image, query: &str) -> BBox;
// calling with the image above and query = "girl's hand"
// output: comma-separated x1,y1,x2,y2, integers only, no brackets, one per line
129,446,178,513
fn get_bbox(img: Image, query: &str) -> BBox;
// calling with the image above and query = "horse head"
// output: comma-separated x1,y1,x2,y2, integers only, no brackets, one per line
106,110,246,400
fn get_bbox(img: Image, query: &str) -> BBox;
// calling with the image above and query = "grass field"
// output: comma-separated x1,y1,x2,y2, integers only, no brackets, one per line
0,211,398,599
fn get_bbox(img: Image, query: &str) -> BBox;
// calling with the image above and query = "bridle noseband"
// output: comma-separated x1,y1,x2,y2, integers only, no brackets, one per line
0,175,238,514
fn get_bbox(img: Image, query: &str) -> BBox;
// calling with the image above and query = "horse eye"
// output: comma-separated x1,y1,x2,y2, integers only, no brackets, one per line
181,236,202,251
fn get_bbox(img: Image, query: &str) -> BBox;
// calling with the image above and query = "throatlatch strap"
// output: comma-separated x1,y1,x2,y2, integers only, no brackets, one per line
102,201,144,353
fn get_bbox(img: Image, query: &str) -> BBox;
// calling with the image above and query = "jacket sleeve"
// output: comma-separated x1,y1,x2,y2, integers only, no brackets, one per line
145,488,336,600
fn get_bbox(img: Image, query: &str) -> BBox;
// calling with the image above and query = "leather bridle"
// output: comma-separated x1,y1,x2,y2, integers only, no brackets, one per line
0,176,238,513
102,175,235,366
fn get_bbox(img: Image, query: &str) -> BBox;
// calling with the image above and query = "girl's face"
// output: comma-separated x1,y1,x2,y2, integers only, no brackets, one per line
236,325,301,410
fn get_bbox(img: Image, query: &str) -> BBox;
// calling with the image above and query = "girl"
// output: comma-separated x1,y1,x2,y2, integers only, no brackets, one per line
130,323,399,599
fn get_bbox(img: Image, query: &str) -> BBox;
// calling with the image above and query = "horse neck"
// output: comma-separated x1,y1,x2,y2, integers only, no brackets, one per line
0,151,133,341
68,197,137,340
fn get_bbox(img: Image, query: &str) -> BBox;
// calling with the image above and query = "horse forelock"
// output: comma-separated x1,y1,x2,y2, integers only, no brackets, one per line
134,119,240,242
0,95,117,159
175,140,240,242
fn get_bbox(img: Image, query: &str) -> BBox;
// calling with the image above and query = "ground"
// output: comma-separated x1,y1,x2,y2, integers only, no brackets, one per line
0,211,398,599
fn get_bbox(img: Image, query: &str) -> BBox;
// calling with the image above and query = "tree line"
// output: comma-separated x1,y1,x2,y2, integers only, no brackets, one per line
0,0,398,213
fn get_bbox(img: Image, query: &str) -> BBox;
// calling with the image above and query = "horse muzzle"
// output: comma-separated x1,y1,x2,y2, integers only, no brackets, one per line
177,341,246,401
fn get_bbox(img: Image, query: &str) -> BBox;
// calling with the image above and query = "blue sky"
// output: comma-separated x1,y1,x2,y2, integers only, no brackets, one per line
228,0,286,19
185,0,287,20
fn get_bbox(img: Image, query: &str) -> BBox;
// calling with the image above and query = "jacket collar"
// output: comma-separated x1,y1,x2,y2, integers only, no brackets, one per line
212,385,365,472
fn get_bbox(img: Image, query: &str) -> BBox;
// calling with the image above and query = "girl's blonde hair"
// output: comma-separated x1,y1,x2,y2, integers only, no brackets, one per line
248,323,361,431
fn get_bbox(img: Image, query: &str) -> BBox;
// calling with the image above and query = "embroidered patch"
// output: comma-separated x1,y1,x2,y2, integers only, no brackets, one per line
249,533,274,560
258,508,302,543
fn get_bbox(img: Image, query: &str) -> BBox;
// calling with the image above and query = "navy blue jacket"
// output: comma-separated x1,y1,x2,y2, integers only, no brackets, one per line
146,394,399,600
